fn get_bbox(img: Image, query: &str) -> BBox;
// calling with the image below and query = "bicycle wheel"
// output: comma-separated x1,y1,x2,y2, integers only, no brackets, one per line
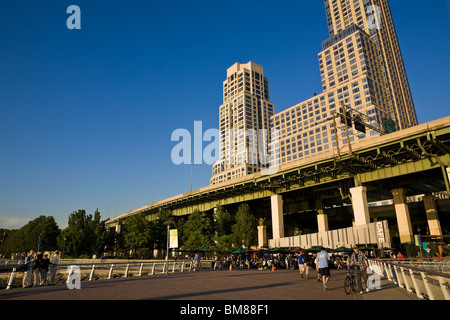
344,276,352,295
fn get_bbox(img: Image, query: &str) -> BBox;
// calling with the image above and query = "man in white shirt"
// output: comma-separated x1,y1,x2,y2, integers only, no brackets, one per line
49,250,60,285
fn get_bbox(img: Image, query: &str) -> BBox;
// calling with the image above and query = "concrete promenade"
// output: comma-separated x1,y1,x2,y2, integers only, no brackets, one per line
0,268,420,301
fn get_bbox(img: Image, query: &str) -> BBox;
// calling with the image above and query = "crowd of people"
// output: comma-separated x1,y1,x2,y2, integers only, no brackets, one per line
185,249,358,273
21,249,60,288
187,246,379,295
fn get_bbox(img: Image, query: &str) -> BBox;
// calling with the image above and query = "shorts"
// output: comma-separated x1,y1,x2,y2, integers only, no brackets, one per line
319,267,330,277
299,264,305,273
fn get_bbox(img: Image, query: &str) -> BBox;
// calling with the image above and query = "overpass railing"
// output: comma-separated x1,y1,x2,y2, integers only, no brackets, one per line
1,260,216,290
368,259,450,300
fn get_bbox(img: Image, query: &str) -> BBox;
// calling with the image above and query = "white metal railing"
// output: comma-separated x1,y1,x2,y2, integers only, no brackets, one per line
2,260,215,290
368,259,450,300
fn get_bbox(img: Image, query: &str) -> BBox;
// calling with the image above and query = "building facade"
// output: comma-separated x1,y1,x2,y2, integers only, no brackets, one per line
269,0,418,167
210,62,275,185
211,0,418,182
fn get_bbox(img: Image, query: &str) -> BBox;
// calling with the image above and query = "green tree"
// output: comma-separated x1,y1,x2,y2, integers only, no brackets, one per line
182,209,213,250
213,205,232,237
91,209,108,256
214,234,236,254
0,216,60,254
122,213,151,255
232,204,257,249
149,209,174,257
58,209,106,258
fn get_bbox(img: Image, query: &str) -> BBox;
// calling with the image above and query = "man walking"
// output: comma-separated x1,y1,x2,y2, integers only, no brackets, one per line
315,247,330,290
350,246,370,294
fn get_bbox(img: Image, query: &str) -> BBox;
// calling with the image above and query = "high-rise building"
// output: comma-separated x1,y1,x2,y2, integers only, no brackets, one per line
269,0,418,167
324,0,418,129
210,62,275,185
211,0,418,182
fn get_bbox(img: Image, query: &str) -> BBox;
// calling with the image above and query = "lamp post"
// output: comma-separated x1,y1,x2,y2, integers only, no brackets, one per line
152,180,163,204
164,220,175,275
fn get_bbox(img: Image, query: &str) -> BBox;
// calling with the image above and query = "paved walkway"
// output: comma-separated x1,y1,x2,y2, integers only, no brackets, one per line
0,268,420,301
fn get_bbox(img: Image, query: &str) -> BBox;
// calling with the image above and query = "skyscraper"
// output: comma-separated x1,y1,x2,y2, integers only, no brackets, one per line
269,0,418,167
324,0,417,129
211,0,418,182
210,62,275,185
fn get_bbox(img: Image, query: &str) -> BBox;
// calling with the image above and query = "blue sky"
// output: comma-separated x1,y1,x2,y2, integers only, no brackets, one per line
0,1,449,229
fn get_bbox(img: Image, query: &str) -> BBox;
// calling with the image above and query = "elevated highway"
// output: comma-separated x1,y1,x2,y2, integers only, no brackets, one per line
106,117,450,246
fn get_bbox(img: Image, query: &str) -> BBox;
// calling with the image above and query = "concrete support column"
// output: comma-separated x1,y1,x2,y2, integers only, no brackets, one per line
315,199,329,233
350,186,371,226
423,195,443,236
270,194,285,240
257,226,268,248
317,214,329,233
115,224,121,234
392,188,414,244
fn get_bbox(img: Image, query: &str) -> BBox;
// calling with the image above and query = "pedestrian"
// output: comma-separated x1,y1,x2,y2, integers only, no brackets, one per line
350,246,370,294
40,253,51,285
298,251,310,279
22,250,35,288
315,247,331,290
33,253,43,287
193,253,201,271
49,250,60,285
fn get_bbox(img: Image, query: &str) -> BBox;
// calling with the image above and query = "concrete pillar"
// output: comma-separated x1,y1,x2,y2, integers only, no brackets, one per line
317,214,329,233
115,224,121,234
257,226,268,248
270,194,285,240
392,188,414,244
423,195,443,236
315,199,329,233
350,186,371,226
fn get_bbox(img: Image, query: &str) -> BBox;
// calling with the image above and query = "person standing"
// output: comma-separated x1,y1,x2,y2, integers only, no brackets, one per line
350,246,370,294
49,250,60,285
298,251,310,279
315,248,331,290
193,253,201,271
22,250,35,288
40,253,51,285
33,253,43,287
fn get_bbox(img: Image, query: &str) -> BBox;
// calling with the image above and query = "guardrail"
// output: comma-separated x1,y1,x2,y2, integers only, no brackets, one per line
368,259,450,300
1,260,216,290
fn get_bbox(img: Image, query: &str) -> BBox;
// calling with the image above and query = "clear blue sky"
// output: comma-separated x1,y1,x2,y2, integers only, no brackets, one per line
1,1,449,229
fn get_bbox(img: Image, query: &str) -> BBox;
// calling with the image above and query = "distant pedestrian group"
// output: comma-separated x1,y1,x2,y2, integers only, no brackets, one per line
22,250,60,288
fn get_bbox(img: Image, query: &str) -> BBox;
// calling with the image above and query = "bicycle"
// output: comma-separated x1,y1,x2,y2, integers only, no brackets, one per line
344,265,359,295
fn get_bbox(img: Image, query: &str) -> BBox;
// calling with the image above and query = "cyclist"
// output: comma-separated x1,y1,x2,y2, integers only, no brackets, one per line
350,246,370,294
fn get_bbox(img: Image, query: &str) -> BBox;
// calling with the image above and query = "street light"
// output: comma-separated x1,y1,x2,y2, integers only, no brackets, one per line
152,180,163,204
163,220,175,275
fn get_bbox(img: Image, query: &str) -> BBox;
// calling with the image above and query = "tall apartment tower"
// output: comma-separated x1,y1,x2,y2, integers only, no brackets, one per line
269,0,418,167
324,0,418,129
210,62,275,185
